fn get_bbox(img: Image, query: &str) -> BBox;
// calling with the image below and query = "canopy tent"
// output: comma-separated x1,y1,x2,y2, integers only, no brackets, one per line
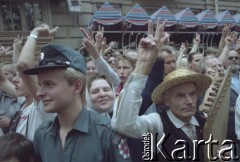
233,14,240,31
123,3,150,30
88,3,240,50
151,5,177,27
175,8,199,28
89,2,123,31
215,10,236,26
122,3,150,46
234,14,240,25
196,9,218,29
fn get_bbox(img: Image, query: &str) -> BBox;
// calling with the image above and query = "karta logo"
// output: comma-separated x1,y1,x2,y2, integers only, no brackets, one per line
142,133,239,161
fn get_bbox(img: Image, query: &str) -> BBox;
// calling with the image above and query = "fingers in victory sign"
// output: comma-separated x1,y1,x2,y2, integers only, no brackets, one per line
135,19,167,75
81,27,100,59
137,19,167,62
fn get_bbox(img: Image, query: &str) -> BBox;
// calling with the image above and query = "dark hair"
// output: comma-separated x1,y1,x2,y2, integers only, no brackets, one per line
85,57,93,63
0,133,34,162
87,73,113,91
187,52,201,63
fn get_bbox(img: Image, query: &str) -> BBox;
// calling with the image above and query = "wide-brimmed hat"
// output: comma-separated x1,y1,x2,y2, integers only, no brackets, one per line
151,68,212,104
24,43,86,75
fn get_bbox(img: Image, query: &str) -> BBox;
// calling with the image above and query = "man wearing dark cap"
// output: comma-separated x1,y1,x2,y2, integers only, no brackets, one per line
18,24,131,162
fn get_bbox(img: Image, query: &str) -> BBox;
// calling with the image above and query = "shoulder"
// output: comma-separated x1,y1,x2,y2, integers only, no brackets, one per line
88,110,112,129
34,120,54,137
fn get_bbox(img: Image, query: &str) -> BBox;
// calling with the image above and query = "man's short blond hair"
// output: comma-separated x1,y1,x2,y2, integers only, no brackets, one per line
63,67,86,104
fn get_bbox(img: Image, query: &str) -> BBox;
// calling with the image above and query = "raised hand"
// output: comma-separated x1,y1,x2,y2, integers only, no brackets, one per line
224,31,235,47
137,21,157,63
31,24,59,37
0,45,12,56
80,27,94,43
155,19,168,49
80,26,105,53
13,34,23,49
109,41,118,49
180,42,186,52
82,37,99,59
95,26,104,47
222,24,231,37
193,33,201,45
135,19,167,75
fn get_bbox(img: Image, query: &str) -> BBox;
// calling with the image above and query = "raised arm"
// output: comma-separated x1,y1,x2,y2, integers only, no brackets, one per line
0,64,16,97
81,28,120,87
176,42,187,68
190,33,201,53
139,58,164,115
16,24,58,102
218,25,230,53
111,20,167,138
12,35,23,64
218,32,234,65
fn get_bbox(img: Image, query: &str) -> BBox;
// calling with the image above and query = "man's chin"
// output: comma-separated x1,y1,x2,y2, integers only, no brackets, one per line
43,106,55,113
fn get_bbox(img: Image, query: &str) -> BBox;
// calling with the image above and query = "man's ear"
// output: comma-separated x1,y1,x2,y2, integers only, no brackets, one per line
73,79,83,95
163,95,169,106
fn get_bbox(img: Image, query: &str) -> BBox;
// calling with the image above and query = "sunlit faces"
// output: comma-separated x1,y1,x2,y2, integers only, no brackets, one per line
161,51,177,76
189,54,203,73
12,73,29,97
89,79,114,113
163,82,197,123
87,60,97,75
117,59,134,84
37,69,80,113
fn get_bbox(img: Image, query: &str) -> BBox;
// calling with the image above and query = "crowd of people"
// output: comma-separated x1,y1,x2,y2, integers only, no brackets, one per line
0,19,239,162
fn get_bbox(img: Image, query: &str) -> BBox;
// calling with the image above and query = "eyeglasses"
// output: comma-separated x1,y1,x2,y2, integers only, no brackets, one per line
39,59,71,67
228,56,240,61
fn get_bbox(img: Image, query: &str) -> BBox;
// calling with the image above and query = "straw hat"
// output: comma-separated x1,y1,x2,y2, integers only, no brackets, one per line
151,68,212,104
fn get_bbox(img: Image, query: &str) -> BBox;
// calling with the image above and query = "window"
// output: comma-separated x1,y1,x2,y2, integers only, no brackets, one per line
1,1,22,30
24,2,43,30
0,0,42,31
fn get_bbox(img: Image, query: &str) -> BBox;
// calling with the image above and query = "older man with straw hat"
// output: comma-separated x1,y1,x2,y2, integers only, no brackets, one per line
111,21,212,161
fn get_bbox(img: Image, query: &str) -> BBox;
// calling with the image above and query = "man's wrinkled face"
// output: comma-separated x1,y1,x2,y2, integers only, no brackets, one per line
163,82,197,123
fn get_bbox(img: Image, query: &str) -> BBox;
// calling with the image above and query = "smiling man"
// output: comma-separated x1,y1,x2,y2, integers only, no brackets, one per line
18,24,131,162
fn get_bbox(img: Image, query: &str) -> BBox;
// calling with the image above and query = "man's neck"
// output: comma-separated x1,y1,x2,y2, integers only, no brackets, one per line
58,101,83,132
22,96,33,110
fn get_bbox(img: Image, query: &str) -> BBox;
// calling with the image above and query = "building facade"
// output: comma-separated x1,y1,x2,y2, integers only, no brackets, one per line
0,0,239,62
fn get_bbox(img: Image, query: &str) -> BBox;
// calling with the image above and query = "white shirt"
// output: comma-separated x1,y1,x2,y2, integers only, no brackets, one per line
16,101,55,141
111,73,199,140
167,110,198,139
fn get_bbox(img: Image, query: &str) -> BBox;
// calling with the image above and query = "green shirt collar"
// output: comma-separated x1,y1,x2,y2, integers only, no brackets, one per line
48,107,89,135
